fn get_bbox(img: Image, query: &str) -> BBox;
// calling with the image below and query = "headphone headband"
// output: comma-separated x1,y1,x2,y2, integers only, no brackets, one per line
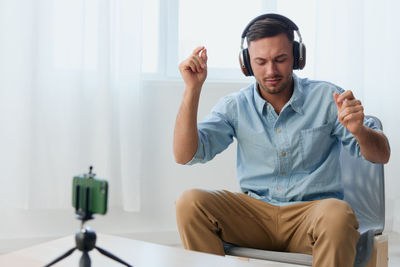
241,13,299,39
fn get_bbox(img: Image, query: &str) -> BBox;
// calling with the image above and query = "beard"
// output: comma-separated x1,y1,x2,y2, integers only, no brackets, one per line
257,75,293,95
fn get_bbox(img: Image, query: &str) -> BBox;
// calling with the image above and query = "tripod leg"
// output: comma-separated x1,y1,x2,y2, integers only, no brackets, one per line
44,247,76,267
80,251,91,267
96,246,133,267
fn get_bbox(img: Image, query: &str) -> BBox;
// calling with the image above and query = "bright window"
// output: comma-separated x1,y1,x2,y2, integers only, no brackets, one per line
141,0,316,80
141,0,159,73
178,0,265,69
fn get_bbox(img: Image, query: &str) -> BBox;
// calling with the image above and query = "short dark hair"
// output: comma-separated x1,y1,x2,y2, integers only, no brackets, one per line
246,18,294,45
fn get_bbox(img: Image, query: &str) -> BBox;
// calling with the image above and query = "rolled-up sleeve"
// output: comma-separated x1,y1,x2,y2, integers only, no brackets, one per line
186,95,237,165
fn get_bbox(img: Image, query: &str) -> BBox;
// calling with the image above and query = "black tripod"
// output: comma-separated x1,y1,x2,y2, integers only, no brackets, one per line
44,224,133,267
44,167,133,267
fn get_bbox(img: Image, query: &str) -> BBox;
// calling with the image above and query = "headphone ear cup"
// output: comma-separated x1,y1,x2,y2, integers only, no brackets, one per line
293,41,306,70
239,48,253,76
293,41,300,70
298,43,306,70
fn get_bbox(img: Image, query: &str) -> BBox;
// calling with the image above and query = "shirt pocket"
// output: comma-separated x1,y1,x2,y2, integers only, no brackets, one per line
299,123,333,171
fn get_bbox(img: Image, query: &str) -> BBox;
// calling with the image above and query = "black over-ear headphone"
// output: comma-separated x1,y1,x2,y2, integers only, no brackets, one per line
239,13,306,76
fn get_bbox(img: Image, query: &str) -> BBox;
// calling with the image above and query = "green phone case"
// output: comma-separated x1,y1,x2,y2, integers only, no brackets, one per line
72,175,108,215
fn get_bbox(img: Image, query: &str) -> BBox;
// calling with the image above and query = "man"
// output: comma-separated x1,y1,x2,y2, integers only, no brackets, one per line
173,14,390,267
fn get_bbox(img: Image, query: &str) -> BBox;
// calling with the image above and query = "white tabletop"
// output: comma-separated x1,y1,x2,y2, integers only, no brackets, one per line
0,234,296,267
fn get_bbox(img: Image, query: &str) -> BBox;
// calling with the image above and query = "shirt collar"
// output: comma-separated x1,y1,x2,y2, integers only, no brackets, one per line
252,74,305,115
253,83,267,114
288,74,304,115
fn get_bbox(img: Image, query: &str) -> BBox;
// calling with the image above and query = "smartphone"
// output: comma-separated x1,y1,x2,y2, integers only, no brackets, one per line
72,174,108,215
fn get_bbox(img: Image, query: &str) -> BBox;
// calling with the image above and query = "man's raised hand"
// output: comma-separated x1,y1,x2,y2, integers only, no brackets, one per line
178,46,208,91
333,90,364,136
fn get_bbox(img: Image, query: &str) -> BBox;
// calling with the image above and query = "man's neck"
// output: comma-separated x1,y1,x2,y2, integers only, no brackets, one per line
258,78,294,115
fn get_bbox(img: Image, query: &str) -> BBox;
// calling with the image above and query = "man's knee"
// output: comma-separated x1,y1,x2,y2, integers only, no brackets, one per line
314,198,359,242
318,199,357,223
175,189,212,221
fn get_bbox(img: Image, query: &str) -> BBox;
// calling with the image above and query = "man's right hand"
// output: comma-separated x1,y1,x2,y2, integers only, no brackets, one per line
179,46,208,91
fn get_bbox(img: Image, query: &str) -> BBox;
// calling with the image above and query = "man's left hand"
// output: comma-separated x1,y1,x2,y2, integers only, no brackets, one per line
333,90,364,136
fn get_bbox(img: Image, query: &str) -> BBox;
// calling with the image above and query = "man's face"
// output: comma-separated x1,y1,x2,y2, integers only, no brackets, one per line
248,33,294,97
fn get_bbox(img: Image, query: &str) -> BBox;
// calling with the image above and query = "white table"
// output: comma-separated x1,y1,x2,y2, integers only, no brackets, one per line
0,234,297,267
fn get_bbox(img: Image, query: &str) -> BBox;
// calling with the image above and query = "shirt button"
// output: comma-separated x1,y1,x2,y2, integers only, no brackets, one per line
277,128,281,133
267,105,270,109
282,172,286,176
277,186,282,191
281,152,286,157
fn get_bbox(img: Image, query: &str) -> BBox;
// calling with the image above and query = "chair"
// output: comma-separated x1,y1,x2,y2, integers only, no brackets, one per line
224,116,388,267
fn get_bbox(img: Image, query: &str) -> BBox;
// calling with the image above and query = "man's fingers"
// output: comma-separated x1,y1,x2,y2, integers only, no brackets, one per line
341,99,362,109
333,92,339,102
188,62,198,73
334,90,364,135
200,49,208,66
191,55,204,72
180,60,196,73
192,46,205,56
335,90,359,111
336,90,355,103
192,46,207,69
338,105,364,121
180,55,205,73
333,93,342,108
341,110,364,124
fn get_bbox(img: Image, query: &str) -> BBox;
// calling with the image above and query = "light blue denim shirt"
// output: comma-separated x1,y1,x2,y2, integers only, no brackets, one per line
187,74,383,206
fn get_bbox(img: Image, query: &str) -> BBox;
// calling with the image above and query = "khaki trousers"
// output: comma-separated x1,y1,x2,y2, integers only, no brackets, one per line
175,189,360,267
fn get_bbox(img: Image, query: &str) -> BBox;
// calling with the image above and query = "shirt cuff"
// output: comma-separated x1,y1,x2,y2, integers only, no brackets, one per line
185,139,205,165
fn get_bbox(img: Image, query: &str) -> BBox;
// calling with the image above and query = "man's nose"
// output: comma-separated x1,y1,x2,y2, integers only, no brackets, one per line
265,62,278,77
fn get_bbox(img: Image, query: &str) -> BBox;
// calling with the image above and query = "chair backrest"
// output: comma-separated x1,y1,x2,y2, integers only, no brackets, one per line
341,115,385,235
